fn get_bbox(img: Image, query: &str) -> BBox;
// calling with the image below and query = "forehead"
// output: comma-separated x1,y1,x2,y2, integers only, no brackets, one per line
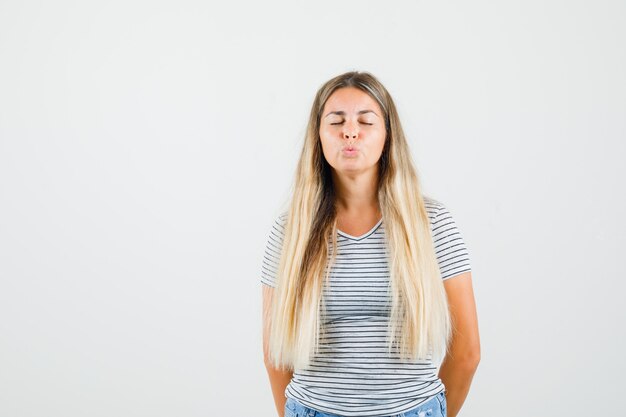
323,87,382,114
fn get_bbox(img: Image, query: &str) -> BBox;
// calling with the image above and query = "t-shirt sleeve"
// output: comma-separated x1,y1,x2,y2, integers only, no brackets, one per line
430,202,472,280
260,212,287,288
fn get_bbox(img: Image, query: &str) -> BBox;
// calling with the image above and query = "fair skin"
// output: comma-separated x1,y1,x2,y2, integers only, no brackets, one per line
439,271,481,417
263,86,480,417
319,86,386,231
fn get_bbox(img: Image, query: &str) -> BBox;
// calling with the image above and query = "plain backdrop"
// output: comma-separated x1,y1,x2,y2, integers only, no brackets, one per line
1,1,624,416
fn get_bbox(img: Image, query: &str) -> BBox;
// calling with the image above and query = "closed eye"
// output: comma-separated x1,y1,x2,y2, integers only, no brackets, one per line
330,122,373,125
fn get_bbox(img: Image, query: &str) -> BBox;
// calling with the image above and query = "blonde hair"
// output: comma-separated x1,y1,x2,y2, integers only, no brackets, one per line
265,71,451,371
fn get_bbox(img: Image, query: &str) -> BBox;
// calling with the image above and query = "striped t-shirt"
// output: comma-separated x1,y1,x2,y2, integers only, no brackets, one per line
260,197,472,417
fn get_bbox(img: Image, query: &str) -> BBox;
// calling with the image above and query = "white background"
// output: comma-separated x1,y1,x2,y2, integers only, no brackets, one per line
1,1,624,416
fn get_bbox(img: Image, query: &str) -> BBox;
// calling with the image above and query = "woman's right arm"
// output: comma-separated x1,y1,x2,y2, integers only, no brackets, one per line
262,284,293,417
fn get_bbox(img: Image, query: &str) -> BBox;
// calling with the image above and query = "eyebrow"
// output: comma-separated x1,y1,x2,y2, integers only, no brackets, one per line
324,110,379,118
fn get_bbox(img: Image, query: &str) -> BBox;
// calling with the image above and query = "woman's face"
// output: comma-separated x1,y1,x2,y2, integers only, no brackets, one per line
319,87,387,175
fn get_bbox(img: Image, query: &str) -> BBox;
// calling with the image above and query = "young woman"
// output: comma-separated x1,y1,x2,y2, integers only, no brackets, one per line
261,71,480,417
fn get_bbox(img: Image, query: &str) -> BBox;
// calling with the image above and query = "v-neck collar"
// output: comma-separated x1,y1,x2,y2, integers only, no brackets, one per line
337,217,383,241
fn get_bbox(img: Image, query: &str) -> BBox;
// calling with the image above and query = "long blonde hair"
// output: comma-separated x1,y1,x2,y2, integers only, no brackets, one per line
266,71,451,371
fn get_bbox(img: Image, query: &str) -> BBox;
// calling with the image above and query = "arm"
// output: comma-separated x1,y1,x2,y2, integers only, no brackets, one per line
438,271,481,417
262,284,293,417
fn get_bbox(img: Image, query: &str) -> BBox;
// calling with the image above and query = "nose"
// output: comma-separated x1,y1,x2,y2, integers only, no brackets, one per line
343,123,359,141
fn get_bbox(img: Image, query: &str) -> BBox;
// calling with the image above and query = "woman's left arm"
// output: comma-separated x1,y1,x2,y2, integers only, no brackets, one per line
438,271,481,417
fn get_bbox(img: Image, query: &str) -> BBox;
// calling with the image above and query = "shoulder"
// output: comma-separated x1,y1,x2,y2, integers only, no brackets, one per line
265,210,288,242
422,195,446,223
274,211,288,230
423,196,466,241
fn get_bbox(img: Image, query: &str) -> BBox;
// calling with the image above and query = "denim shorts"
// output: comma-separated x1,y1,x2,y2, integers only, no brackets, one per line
284,391,447,417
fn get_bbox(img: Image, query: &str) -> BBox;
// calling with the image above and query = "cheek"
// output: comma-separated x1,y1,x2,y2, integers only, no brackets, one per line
376,137,386,152
363,126,385,143
318,136,334,161
319,128,334,142
319,132,338,150
367,134,386,159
